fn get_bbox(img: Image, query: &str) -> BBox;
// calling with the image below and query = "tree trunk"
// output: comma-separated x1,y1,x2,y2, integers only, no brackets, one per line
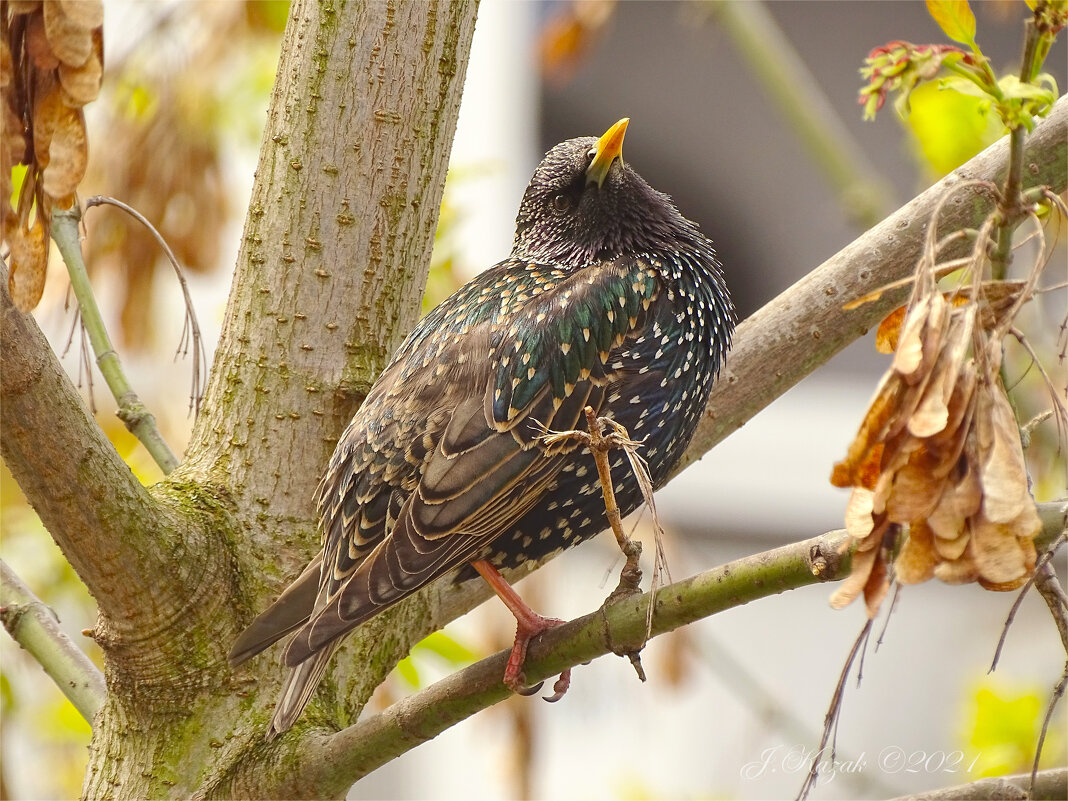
75,2,479,798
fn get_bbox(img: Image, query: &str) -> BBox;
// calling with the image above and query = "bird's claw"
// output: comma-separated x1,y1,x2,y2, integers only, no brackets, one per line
502,613,573,701
513,678,544,696
506,668,571,701
542,668,571,702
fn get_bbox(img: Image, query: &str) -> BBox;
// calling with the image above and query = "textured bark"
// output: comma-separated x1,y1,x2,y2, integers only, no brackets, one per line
0,269,238,693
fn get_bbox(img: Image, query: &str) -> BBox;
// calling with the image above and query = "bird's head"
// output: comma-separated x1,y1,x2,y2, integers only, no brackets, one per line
511,118,698,268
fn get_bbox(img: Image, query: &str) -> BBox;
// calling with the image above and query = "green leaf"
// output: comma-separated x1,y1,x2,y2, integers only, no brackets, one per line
905,80,1004,178
926,0,977,46
938,76,990,100
413,630,477,665
0,671,13,712
964,683,1044,777
394,656,421,688
996,74,1057,104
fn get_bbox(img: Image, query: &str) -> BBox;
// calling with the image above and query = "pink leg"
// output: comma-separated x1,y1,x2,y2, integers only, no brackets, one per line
471,560,572,701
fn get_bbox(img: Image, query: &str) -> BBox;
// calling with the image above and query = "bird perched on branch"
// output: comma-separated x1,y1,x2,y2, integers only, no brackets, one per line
229,118,735,738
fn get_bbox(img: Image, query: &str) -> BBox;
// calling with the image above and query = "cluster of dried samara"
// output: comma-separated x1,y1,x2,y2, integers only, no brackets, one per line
2,0,103,311
831,266,1042,617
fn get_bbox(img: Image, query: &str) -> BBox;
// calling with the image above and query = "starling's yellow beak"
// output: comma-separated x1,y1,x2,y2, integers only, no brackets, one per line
585,118,629,188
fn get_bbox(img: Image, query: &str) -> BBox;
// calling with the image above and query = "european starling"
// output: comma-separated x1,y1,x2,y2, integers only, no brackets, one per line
229,118,735,737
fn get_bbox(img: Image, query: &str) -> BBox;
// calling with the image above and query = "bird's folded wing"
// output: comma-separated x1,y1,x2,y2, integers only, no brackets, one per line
284,256,663,664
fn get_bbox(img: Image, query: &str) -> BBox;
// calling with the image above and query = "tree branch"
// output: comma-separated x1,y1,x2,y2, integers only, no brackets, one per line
885,767,1067,801
287,505,1066,796
51,207,180,473
0,265,164,626
0,259,240,691
0,558,105,723
678,94,1068,475
289,527,851,798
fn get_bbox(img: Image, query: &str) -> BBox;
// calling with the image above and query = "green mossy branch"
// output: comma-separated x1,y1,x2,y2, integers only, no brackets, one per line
51,207,180,474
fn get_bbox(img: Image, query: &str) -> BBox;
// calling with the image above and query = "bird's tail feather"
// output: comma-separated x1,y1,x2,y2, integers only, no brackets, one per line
266,642,339,740
229,552,323,667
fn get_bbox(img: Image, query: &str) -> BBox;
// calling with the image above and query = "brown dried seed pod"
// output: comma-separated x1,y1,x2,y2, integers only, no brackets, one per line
862,552,889,618
0,38,12,89
31,77,63,169
907,306,974,438
920,368,977,478
25,10,60,71
891,294,931,379
927,458,982,541
931,529,970,560
845,487,876,540
41,104,87,202
58,46,101,105
43,0,94,66
969,508,1038,585
896,522,937,585
6,1,42,15
2,95,26,169
885,457,945,523
830,546,879,610
933,556,978,585
875,304,906,354
58,0,104,30
830,373,902,488
5,216,49,311
975,382,1031,524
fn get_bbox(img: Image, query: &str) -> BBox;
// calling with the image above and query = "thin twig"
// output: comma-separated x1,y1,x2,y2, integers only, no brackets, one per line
875,582,901,652
1011,326,1068,467
1031,551,1068,800
990,531,1067,673
1030,661,1067,801
1025,551,1068,798
795,618,874,801
83,195,206,416
0,559,105,724
1034,558,1068,655
990,13,1049,281
50,206,180,474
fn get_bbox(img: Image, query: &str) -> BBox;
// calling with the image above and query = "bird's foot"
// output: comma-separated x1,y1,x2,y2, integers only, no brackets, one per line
504,614,572,702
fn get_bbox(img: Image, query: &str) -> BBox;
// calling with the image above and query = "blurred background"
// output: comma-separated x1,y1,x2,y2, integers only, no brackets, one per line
1,1,1066,799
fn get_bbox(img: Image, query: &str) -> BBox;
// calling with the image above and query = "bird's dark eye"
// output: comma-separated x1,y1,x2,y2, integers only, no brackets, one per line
551,193,572,214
